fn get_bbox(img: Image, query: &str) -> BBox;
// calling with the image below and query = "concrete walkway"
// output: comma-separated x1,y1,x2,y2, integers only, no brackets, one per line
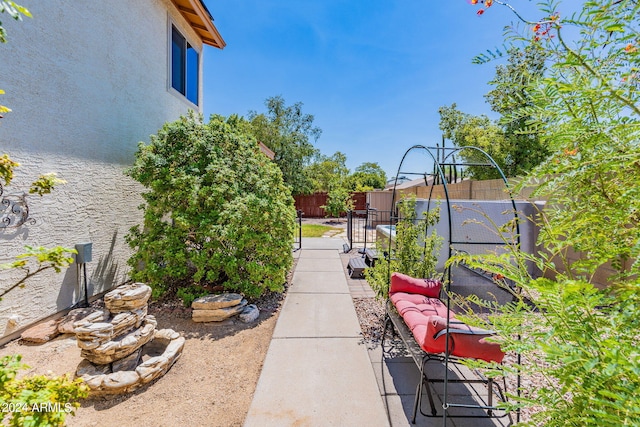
244,238,389,427
245,237,513,427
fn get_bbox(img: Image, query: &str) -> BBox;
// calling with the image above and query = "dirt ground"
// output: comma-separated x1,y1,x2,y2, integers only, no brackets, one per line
0,229,358,427
0,224,350,427
0,292,285,427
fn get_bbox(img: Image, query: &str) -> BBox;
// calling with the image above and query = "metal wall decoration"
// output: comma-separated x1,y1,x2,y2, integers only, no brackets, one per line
0,182,35,228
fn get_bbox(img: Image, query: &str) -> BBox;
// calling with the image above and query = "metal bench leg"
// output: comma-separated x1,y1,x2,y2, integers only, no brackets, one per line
421,358,437,418
411,373,422,423
381,315,389,358
412,356,437,423
488,378,493,416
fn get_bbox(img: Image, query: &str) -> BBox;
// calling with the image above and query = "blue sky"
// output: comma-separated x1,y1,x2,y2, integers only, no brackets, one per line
201,1,573,178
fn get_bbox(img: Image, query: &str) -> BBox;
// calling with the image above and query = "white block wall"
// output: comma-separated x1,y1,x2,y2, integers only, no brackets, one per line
0,0,207,341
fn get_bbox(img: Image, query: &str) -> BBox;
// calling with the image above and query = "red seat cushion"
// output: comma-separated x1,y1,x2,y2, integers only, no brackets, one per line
390,292,452,354
391,293,450,320
390,272,441,298
389,272,505,364
425,315,505,363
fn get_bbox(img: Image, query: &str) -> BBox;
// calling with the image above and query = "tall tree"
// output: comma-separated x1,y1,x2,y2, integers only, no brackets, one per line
439,45,548,179
246,96,321,195
485,44,549,176
305,151,349,193
438,103,507,179
347,162,387,191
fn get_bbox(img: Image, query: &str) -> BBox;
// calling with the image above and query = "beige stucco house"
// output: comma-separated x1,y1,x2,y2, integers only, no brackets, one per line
0,0,224,343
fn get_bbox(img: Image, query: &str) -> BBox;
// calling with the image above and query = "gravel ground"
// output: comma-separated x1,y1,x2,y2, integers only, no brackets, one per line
353,297,386,345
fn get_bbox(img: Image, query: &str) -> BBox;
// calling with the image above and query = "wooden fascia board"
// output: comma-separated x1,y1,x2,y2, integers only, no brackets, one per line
187,0,226,49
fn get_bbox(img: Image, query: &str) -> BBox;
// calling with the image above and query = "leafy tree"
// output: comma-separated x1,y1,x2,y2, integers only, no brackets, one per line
485,44,550,176
246,96,320,195
320,181,354,217
365,196,441,299
305,151,349,193
439,44,549,179
456,1,640,425
439,103,508,179
126,112,296,300
346,162,387,191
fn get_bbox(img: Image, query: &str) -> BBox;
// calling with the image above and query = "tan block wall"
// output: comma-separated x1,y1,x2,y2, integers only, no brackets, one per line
380,179,621,288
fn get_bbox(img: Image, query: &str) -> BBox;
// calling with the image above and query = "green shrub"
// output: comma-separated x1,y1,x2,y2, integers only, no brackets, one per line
365,196,441,299
126,112,296,299
0,355,88,427
321,184,353,217
455,1,640,424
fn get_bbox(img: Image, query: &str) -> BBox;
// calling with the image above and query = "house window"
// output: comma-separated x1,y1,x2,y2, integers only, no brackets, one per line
171,25,199,105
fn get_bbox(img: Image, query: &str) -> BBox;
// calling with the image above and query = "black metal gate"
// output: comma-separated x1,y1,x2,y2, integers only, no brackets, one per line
293,209,302,251
347,205,392,251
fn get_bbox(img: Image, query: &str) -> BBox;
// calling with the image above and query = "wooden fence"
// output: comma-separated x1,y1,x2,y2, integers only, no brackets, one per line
294,192,367,218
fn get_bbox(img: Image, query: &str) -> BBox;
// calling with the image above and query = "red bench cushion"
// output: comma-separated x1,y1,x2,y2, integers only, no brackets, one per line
390,272,441,298
425,316,505,363
390,293,451,351
389,273,505,364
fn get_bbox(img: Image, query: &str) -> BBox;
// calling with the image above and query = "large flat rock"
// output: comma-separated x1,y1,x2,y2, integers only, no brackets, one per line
192,299,247,322
21,319,61,344
191,293,244,310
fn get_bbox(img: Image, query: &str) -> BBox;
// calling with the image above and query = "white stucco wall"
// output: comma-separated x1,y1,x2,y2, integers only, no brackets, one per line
0,0,207,341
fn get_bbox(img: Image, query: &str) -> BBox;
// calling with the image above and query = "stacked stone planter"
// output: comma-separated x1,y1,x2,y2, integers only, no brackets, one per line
74,283,185,396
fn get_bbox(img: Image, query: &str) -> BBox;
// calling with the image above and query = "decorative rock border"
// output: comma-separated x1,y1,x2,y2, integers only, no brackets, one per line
73,283,185,396
76,329,185,396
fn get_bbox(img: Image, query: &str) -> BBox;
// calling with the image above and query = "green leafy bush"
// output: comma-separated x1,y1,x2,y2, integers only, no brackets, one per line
126,112,296,300
365,196,441,299
321,184,354,218
455,1,640,424
0,355,88,427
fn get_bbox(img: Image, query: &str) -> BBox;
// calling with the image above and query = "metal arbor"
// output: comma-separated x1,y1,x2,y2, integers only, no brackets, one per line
384,144,522,425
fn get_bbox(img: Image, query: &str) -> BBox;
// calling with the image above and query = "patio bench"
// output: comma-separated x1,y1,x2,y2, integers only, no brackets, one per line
383,272,508,422
347,257,367,278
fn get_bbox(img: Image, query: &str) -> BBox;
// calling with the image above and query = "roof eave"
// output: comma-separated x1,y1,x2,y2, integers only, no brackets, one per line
173,0,226,49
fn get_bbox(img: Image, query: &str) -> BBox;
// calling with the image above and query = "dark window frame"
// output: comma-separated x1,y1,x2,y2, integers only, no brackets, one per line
171,25,199,106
